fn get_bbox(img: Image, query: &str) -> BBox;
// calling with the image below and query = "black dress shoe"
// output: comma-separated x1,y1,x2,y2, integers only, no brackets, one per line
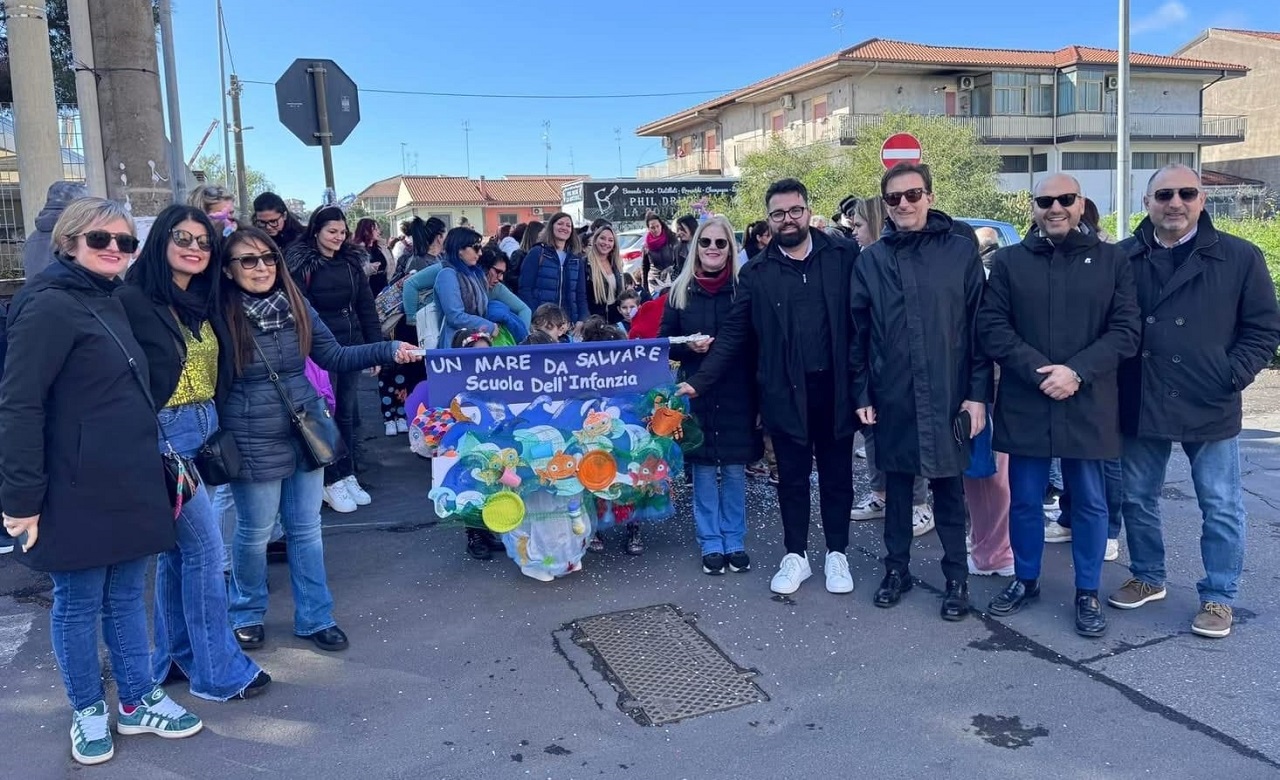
234,625,265,650
1075,591,1107,637
941,579,970,621
235,670,273,700
307,626,349,652
987,579,1040,616
466,530,493,561
873,570,913,608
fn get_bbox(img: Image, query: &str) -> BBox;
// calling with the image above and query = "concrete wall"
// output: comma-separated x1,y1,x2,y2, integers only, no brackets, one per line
1181,32,1280,185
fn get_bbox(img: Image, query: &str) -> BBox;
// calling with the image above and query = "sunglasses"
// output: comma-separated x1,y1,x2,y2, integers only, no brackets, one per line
1152,187,1200,203
1034,193,1080,209
882,188,928,207
231,252,280,270
254,215,285,229
74,230,139,253
767,205,808,223
469,243,483,252
698,237,730,249
171,228,214,252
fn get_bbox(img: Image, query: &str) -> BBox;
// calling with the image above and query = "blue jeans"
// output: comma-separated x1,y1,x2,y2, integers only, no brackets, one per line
1122,436,1247,604
1049,459,1064,491
50,557,154,709
692,464,747,556
216,484,282,572
229,467,336,635
153,401,262,700
1009,456,1109,591
1055,458,1124,539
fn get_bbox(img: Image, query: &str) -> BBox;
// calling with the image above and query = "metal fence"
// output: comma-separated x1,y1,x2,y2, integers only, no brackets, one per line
0,103,87,278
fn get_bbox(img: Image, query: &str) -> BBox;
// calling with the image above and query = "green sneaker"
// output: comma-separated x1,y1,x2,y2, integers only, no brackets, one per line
116,687,203,739
70,700,115,765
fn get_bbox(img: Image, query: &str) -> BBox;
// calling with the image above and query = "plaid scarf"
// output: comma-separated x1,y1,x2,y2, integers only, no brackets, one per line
241,289,295,333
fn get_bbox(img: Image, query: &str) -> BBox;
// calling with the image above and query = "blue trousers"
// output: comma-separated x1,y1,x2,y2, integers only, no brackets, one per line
1009,456,1108,591
1055,458,1124,539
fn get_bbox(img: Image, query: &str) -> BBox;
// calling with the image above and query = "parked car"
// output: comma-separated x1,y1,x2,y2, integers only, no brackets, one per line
956,218,1021,247
618,229,646,283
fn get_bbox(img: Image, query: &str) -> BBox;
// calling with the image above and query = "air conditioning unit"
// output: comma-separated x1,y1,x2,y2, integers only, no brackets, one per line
781,93,796,110
1105,75,1119,91
958,76,975,91
661,136,672,150
531,207,544,215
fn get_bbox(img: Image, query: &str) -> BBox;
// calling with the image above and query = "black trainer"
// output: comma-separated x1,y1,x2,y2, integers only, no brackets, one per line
988,579,1040,616
1075,590,1107,637
941,579,970,621
702,553,726,575
235,670,273,700
466,529,493,561
873,570,913,608
727,551,751,573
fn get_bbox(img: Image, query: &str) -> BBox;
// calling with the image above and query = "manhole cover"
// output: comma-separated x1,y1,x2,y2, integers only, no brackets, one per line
567,603,767,726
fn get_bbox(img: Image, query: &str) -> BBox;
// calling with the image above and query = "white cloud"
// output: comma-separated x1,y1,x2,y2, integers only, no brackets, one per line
1131,0,1190,35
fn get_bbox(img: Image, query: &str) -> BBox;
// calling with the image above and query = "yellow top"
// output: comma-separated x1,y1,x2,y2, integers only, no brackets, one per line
165,321,218,408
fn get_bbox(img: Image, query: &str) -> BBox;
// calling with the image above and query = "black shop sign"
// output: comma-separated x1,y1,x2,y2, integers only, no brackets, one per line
579,180,737,222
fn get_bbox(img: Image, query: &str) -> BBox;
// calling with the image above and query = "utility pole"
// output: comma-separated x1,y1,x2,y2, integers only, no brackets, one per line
229,75,250,215
568,147,575,173
1115,0,1132,239
542,120,551,175
158,0,186,200
90,0,172,215
8,0,64,233
67,0,106,197
615,127,623,177
832,8,845,43
463,120,471,178
400,142,407,174
216,0,232,191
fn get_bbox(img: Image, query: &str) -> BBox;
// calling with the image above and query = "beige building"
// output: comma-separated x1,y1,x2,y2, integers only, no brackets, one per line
1176,29,1280,186
635,38,1248,214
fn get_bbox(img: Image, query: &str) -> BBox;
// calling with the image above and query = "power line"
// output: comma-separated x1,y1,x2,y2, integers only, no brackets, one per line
238,79,732,100
218,4,237,76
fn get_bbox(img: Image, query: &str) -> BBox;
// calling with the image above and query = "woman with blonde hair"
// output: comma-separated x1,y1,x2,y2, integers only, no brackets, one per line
659,215,762,575
1,197,204,765
188,184,237,235
585,223,627,323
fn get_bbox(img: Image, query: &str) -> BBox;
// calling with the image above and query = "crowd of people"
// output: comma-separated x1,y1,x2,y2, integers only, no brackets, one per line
1,160,1276,766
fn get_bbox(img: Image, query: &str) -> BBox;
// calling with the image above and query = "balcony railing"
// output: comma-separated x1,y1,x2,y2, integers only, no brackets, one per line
731,121,839,165
837,112,1246,144
637,149,723,179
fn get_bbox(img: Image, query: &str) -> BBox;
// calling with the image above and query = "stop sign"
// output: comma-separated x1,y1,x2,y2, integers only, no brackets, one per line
881,133,923,169
275,59,361,147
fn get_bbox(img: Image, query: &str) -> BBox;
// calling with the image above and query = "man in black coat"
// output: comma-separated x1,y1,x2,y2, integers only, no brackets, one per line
850,162,992,621
677,178,861,597
977,174,1141,638
1108,164,1280,639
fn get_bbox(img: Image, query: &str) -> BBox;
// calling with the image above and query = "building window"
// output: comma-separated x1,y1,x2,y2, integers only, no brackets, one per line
770,111,785,134
1032,153,1049,172
1000,155,1031,173
1078,70,1104,112
991,73,1053,116
429,213,453,228
1062,152,1116,170
1132,152,1195,169
498,213,518,225
812,96,829,121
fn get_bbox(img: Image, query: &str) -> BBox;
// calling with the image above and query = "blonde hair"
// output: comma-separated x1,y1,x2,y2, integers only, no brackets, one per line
188,183,233,215
52,197,135,255
668,215,739,310
586,225,621,307
853,196,887,243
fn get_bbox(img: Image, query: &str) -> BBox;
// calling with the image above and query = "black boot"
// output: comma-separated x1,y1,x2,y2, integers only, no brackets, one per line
941,579,970,621
987,579,1040,616
1075,590,1107,637
466,529,493,561
873,570,913,608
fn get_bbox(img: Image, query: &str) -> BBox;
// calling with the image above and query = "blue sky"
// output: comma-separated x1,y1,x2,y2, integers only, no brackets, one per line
168,0,1278,209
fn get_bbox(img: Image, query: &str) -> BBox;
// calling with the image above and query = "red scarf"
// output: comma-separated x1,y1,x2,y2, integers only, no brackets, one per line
645,230,668,253
694,266,731,296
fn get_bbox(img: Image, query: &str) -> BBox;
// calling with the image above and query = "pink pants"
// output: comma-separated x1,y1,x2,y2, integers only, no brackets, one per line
963,451,1013,572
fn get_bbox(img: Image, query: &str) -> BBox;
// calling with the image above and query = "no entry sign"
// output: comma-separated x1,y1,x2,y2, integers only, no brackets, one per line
881,133,923,169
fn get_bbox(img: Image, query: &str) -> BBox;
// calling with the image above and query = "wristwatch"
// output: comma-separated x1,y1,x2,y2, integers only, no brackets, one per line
1070,369,1082,385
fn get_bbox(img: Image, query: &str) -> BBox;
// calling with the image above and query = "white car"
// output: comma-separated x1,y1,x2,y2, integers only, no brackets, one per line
617,229,646,283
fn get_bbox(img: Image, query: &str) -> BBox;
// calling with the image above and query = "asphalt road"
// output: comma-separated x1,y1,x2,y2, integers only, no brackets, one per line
3,375,1280,779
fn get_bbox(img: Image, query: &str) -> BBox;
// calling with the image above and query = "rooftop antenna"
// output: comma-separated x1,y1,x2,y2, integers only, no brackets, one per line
832,8,844,43
614,127,623,176
463,120,471,177
542,120,551,175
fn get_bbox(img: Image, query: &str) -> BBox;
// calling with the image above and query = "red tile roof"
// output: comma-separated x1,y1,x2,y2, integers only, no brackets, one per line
1202,168,1265,187
480,179,564,204
356,175,400,201
1219,29,1280,42
637,37,1248,135
388,176,586,207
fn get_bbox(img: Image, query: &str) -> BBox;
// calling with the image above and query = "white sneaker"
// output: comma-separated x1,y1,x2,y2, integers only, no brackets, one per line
769,553,811,595
384,421,397,437
343,475,371,506
395,418,409,434
968,554,1015,577
1104,538,1120,562
323,481,357,513
850,494,886,521
1044,520,1072,543
855,446,867,459
911,504,935,537
824,551,854,594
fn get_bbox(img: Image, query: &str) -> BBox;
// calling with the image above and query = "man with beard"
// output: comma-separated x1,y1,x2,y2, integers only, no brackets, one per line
676,178,861,597
1108,164,1280,638
850,162,992,621
977,174,1140,638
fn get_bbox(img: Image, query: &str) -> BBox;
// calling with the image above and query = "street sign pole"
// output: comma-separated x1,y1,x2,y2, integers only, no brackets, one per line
310,61,337,203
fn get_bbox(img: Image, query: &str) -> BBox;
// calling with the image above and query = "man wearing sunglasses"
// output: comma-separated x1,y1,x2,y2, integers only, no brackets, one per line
1108,164,1280,639
976,174,1141,638
676,178,863,598
850,162,992,621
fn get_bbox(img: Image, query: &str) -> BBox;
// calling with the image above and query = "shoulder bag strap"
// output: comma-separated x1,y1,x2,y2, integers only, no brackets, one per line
250,336,304,424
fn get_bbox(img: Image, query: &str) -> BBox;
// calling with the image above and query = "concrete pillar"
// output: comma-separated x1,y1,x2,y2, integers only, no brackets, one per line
89,0,173,216
7,0,65,233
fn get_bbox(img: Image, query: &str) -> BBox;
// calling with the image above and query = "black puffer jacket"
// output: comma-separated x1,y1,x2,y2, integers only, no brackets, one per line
221,304,397,482
286,241,381,347
0,258,174,571
659,273,762,465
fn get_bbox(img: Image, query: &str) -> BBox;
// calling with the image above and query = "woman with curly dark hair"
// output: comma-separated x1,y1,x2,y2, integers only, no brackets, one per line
353,218,393,296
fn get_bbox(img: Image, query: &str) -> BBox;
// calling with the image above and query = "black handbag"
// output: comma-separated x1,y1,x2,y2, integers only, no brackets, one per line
252,339,347,471
195,428,241,485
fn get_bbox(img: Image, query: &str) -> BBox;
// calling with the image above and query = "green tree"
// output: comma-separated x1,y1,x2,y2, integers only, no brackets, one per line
193,153,276,204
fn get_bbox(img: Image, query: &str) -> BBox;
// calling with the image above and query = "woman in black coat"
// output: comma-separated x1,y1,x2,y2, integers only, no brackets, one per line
0,198,204,765
118,205,270,702
640,211,678,295
659,216,762,576
285,205,382,514
584,223,628,324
